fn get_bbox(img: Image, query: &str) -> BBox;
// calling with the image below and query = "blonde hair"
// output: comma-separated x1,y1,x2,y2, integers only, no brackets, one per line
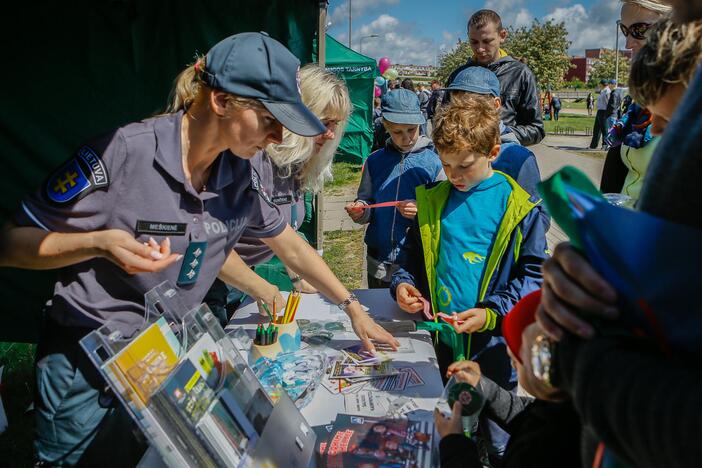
629,18,702,107
432,95,500,155
620,0,672,15
266,64,352,192
165,55,263,114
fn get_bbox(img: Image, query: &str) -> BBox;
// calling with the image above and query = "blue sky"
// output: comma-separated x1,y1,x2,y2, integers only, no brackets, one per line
327,0,625,65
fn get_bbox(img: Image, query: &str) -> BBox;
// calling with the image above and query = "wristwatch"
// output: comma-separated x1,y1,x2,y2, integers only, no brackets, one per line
531,334,557,388
336,292,360,313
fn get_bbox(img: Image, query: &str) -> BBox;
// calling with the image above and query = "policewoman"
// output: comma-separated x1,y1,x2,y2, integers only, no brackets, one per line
0,32,396,466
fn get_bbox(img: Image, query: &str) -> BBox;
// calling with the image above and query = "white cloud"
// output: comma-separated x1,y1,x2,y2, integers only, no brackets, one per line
335,13,439,66
544,1,621,55
329,0,400,27
483,0,535,29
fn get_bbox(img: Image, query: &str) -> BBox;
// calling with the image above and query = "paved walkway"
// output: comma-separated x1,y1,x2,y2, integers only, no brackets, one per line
321,134,604,252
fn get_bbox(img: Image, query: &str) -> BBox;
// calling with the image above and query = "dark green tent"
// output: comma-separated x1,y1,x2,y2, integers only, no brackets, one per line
0,0,321,343
323,34,378,163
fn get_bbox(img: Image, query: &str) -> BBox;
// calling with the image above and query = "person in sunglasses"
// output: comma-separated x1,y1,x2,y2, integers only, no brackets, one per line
599,0,672,204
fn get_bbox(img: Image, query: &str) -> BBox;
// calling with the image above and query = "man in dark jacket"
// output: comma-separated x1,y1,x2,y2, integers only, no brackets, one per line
446,9,545,146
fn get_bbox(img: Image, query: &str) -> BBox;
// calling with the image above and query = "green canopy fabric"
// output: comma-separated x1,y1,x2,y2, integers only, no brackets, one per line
322,35,378,163
0,0,320,343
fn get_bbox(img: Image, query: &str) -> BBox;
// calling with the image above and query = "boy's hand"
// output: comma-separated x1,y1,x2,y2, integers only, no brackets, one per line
396,200,417,219
396,283,424,314
446,360,481,387
344,201,365,222
434,402,463,438
452,308,487,334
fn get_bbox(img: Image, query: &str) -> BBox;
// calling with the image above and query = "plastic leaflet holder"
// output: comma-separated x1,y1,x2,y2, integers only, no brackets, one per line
80,281,315,468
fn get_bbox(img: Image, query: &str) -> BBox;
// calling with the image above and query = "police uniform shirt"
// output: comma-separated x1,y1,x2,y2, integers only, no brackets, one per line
234,151,306,266
13,111,286,329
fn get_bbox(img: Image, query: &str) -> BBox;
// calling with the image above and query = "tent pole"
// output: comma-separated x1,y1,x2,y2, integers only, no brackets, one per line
315,1,328,254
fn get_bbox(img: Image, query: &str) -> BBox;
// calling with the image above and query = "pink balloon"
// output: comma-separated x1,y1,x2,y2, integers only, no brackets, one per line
374,85,382,97
378,57,391,75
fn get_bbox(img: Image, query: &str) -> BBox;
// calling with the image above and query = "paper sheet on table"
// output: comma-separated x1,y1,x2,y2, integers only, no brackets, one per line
344,391,390,416
540,167,702,357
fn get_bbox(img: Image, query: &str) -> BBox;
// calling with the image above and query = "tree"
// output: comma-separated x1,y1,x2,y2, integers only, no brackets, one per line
435,39,472,85
503,19,572,91
565,78,586,89
435,19,572,90
588,49,632,87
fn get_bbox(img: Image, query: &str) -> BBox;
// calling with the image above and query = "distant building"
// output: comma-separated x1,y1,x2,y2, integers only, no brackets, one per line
395,64,437,81
564,49,633,83
565,57,587,82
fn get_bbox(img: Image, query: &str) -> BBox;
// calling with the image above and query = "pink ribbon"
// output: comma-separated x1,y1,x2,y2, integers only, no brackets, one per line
356,201,401,210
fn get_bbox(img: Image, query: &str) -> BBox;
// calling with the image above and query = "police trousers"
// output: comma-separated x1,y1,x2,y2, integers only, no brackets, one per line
34,318,146,466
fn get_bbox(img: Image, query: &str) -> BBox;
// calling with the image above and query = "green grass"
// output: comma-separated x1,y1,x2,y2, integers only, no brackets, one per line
544,113,595,135
0,342,36,466
560,100,587,110
322,229,365,290
324,162,363,196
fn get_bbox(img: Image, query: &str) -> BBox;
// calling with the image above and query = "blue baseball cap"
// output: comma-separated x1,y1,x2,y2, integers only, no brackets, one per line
445,67,501,97
202,32,326,137
381,89,426,125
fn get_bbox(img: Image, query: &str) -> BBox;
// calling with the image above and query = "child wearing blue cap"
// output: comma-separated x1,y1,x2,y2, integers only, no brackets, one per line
345,88,445,288
390,96,548,391
446,67,544,201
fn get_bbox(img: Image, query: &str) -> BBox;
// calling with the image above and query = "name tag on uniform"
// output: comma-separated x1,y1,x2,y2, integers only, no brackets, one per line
136,220,187,236
271,195,293,205
177,241,208,286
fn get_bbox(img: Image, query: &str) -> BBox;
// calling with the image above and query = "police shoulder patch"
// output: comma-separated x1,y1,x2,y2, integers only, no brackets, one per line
45,146,110,204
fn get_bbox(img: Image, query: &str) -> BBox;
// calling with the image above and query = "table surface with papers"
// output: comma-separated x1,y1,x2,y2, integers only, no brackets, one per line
225,288,445,428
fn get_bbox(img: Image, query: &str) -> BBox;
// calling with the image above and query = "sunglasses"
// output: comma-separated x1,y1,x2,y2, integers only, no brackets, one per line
619,22,653,40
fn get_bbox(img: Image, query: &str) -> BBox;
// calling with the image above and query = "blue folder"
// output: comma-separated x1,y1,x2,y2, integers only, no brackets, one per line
540,167,702,358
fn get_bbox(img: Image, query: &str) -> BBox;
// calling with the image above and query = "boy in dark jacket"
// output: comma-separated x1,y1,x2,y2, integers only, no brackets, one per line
435,292,581,467
390,96,548,389
346,89,445,288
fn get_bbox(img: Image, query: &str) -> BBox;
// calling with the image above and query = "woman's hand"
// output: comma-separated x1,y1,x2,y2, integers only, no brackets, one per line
344,201,365,222
452,308,487,334
96,230,181,274
537,242,619,340
446,360,481,387
434,401,464,438
396,200,417,219
349,309,399,353
253,283,285,317
395,283,424,314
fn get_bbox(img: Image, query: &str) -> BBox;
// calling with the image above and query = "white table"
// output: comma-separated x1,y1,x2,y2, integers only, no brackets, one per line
225,289,445,427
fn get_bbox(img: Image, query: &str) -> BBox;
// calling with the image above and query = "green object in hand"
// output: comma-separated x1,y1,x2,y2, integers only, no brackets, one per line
448,382,484,417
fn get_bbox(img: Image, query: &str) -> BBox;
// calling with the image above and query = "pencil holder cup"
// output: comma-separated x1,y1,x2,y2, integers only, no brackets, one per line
276,320,301,353
250,340,283,365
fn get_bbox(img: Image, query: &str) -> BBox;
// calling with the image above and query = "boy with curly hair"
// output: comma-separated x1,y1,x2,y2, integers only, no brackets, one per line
391,97,548,389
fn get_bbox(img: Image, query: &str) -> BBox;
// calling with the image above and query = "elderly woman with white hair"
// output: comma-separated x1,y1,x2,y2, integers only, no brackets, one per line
205,63,354,319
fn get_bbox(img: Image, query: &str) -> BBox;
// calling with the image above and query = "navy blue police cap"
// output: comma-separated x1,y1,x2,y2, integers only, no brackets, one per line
202,32,326,137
